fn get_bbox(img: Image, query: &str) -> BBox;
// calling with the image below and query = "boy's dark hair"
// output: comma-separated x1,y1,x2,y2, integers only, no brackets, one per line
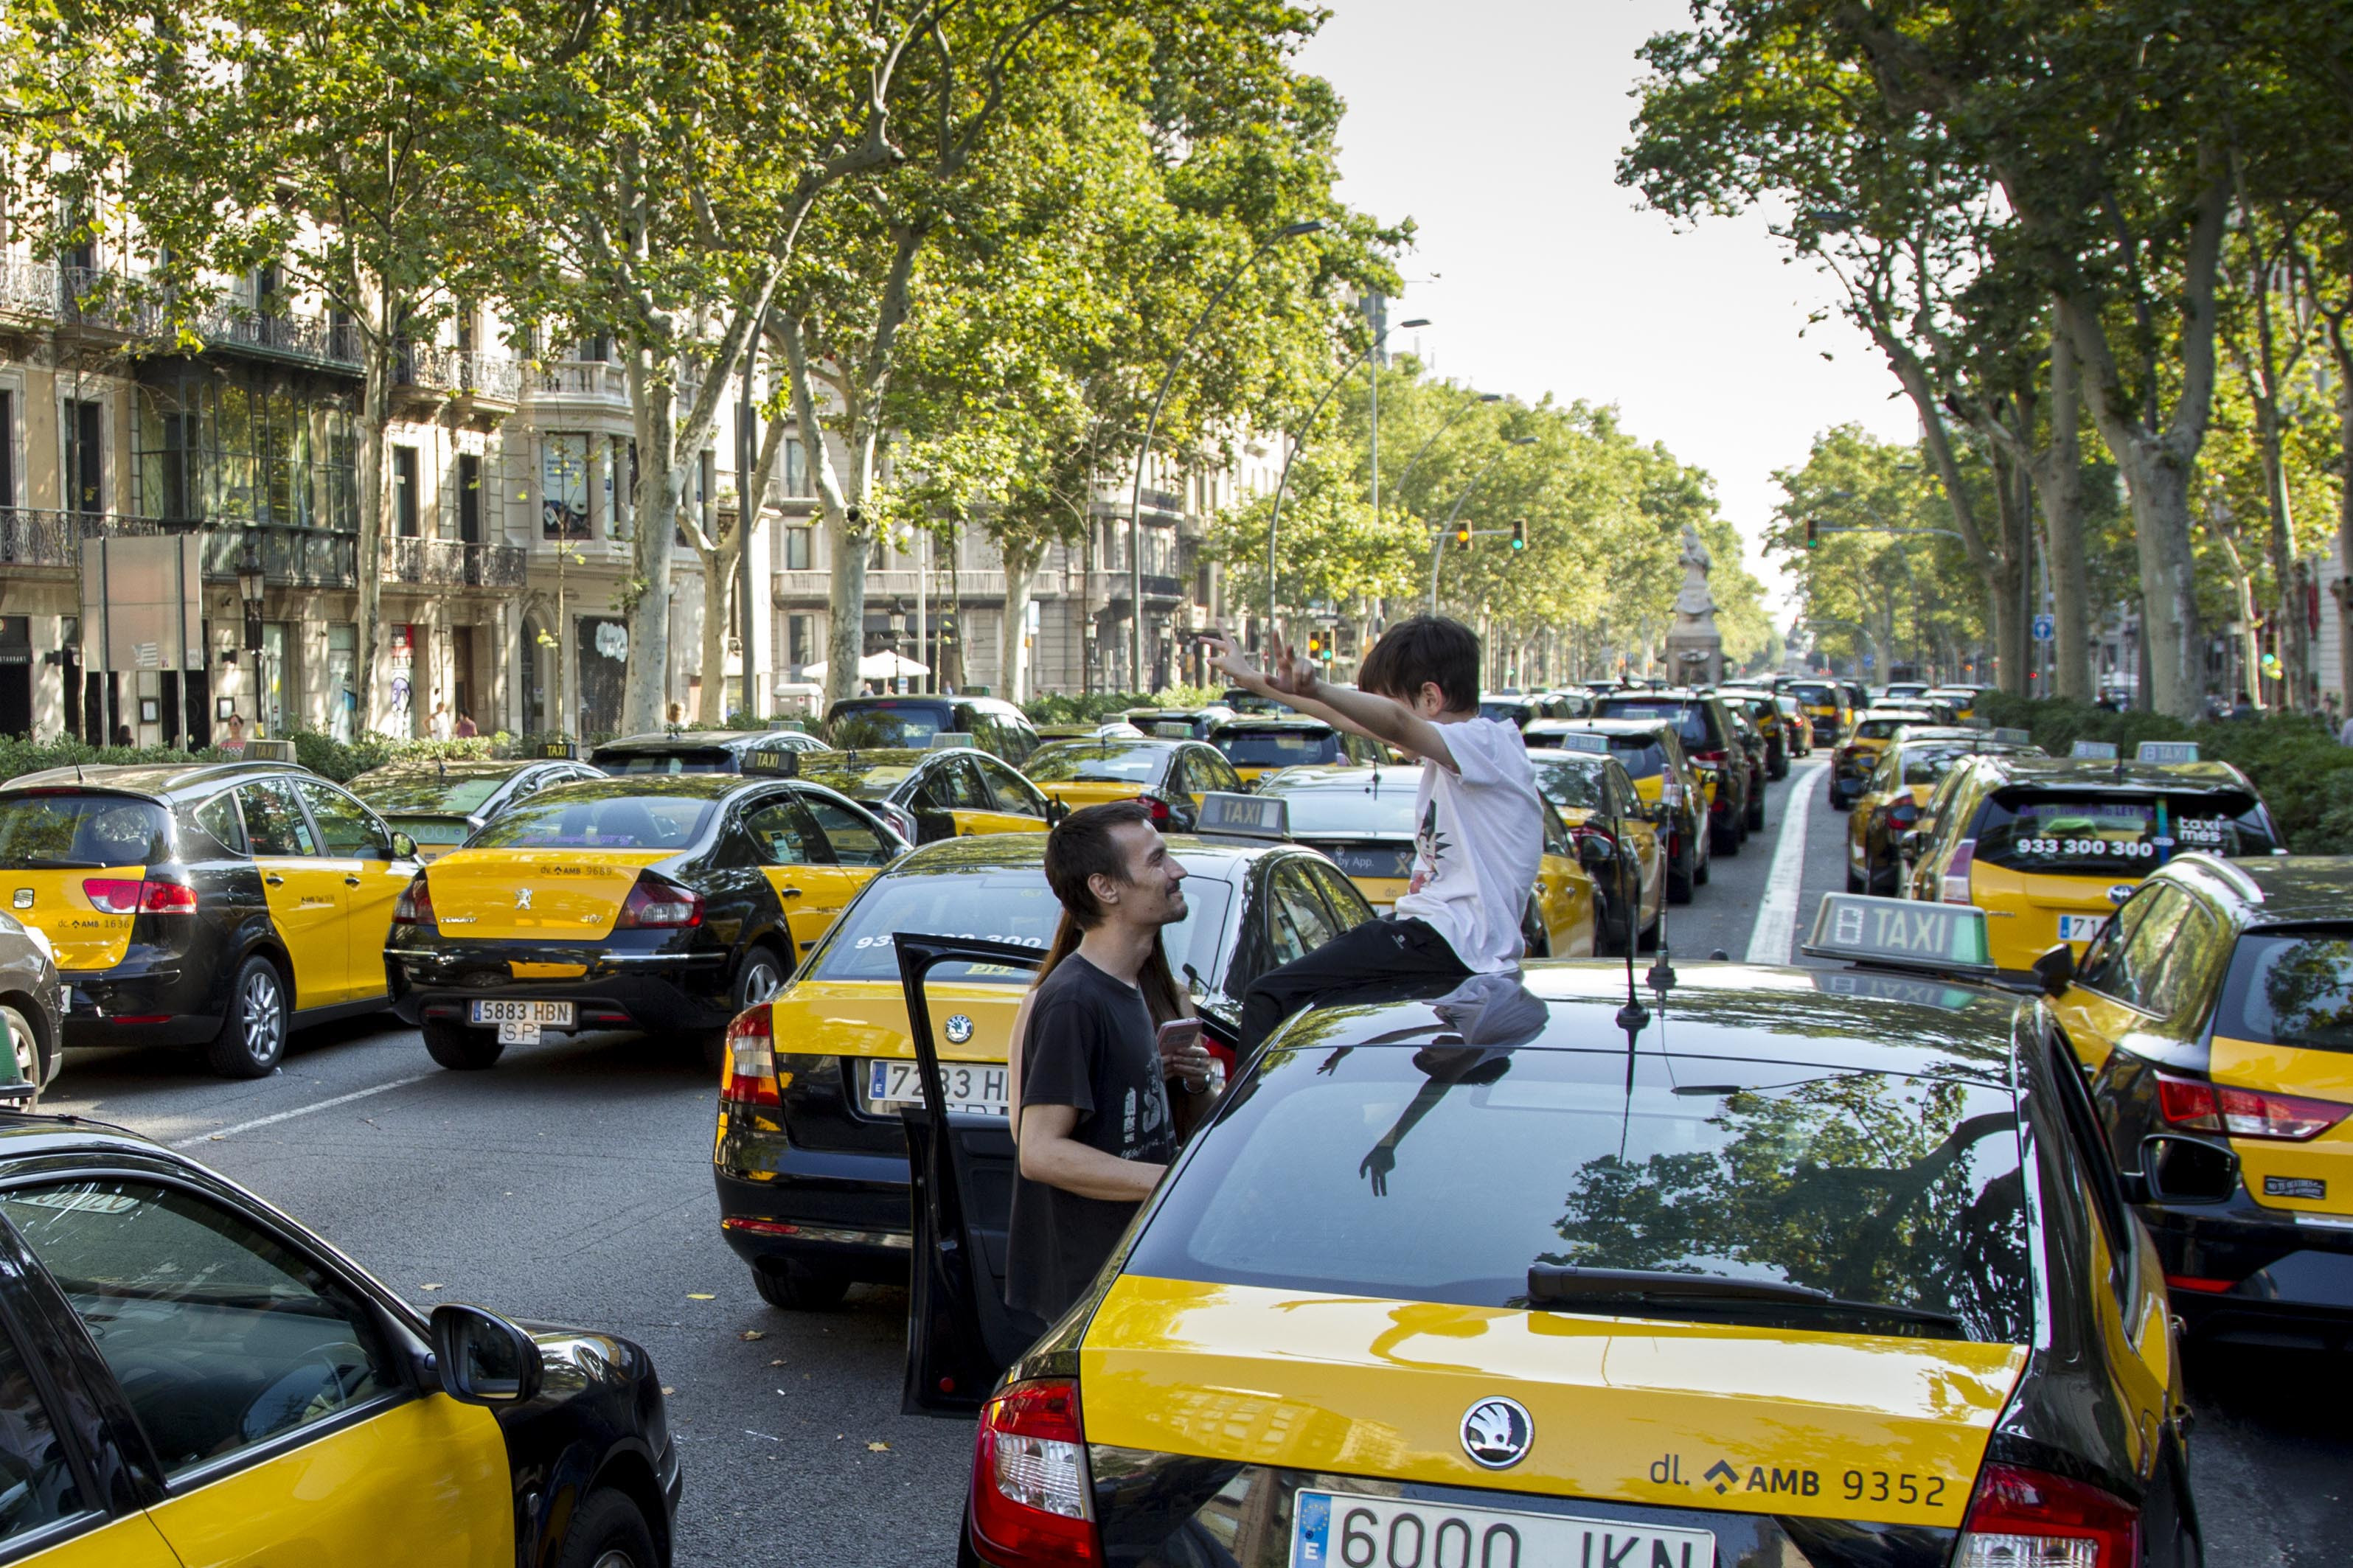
1043,800,1155,929
1358,614,1481,713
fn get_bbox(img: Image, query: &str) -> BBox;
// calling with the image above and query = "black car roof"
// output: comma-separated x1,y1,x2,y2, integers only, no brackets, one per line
1210,715,1336,732
514,773,804,804
589,731,781,756
351,758,553,783
1978,755,2254,792
880,825,1312,879
2161,854,2353,928
0,759,316,801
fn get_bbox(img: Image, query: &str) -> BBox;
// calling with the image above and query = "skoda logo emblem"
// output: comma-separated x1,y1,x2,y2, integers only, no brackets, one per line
1460,1397,1533,1469
10,890,28,910
515,888,534,910
2105,884,2134,907
944,1014,974,1045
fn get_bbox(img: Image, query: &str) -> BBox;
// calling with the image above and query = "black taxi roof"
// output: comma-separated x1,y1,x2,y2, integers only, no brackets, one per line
1973,753,2253,793
351,756,553,781
1254,762,1422,791
1209,714,1338,732
880,823,1316,879
1,759,315,800
2156,853,2353,928
512,772,802,804
591,730,798,755
1529,716,1678,739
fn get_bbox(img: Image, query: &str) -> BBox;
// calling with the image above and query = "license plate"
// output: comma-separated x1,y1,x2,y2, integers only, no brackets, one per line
2058,914,2107,944
56,987,69,1008
470,999,576,1028
1291,1491,1714,1568
498,1021,540,1045
867,1059,1009,1117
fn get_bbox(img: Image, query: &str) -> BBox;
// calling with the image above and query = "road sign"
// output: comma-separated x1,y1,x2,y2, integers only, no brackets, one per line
1860,650,1874,669
2032,614,2055,642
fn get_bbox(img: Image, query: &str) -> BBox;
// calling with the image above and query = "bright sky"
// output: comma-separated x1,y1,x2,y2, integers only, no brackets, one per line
1298,0,1918,618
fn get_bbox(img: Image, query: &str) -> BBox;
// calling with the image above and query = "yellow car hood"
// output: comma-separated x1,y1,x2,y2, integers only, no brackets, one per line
768,977,1027,1064
425,849,671,941
1080,1275,2024,1530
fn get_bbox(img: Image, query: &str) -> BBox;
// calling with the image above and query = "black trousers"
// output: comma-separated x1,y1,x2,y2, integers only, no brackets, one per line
1239,916,1473,1056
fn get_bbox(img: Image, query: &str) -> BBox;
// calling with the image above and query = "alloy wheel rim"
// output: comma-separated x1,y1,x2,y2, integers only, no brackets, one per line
2,1010,32,1087
588,1552,637,1568
243,970,284,1062
745,961,782,1005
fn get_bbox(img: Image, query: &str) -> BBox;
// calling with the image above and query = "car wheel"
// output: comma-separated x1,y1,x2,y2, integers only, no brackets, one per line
754,1259,852,1311
554,1487,657,1568
1828,781,1849,811
1692,837,1711,885
423,1017,506,1070
1745,790,1766,831
1712,818,1740,855
1846,865,1866,893
206,956,288,1079
0,1004,41,1107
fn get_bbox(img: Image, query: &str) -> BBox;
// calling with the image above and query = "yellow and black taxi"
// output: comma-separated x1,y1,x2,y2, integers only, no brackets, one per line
1525,739,1665,954
1786,677,1854,747
1585,689,1756,854
1845,726,2041,893
1902,745,2286,983
1774,691,1815,755
2032,855,2353,1347
710,817,1374,1309
0,1114,677,1566
345,754,606,860
589,728,830,776
900,895,2198,1568
0,913,55,1102
1827,707,1936,809
825,694,1043,764
1525,717,1710,902
0,756,423,1079
1927,685,1984,722
788,737,1055,844
1206,716,1386,787
1021,737,1245,832
1125,705,1237,740
386,755,909,1070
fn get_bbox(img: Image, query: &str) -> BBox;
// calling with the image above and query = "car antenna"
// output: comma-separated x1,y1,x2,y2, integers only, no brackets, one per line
1610,763,1648,1032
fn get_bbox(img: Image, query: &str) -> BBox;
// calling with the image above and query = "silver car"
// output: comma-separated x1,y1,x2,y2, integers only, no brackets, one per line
0,910,62,1105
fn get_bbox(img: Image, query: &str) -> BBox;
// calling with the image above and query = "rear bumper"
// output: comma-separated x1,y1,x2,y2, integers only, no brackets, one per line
58,957,220,1048
2147,1202,2353,1346
389,938,732,1034
712,1151,913,1283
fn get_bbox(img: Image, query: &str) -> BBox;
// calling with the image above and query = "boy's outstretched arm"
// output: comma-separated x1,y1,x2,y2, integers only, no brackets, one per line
1206,632,1459,771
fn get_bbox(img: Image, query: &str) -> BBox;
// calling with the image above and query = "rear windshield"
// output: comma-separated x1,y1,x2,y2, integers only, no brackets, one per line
829,706,945,749
1262,784,1414,837
791,760,909,799
2217,931,2353,1053
1528,757,1608,812
467,793,715,850
1607,739,1666,779
1023,744,1172,785
1902,747,1977,786
1213,729,1341,767
1790,683,1840,707
0,795,171,868
599,749,736,775
811,866,1233,988
1592,699,1712,748
352,776,506,815
1855,718,1916,741
1128,1042,2031,1343
1974,791,2279,874
1478,701,1529,725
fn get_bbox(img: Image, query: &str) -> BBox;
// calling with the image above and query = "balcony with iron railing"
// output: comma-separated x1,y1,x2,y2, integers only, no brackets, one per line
0,259,364,370
397,344,523,404
381,534,526,590
0,509,361,589
524,358,706,411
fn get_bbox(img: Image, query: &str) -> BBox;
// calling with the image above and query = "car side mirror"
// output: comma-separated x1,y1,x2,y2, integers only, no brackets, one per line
389,831,419,861
2030,943,2076,999
2139,1134,2239,1206
1578,834,1616,868
1044,798,1069,826
429,1303,543,1406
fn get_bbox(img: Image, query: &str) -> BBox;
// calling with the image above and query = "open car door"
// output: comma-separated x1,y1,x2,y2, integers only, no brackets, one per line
894,932,1045,1417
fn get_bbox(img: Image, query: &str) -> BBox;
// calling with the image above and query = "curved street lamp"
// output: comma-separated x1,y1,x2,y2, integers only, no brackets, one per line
1265,318,1430,631
1427,436,1537,612
1126,219,1323,690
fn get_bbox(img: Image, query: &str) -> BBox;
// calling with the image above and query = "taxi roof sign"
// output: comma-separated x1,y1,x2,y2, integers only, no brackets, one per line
241,738,298,763
1989,727,2033,745
539,739,580,759
927,732,976,750
743,746,801,777
2136,739,2200,764
1540,731,1612,756
1801,892,1995,980
1195,791,1288,840
2070,739,2119,761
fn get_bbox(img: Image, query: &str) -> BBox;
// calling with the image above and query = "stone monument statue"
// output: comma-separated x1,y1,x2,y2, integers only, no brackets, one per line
1666,522,1724,684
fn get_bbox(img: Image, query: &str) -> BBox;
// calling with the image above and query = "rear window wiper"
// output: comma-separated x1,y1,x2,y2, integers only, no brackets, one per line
1527,1264,1964,1334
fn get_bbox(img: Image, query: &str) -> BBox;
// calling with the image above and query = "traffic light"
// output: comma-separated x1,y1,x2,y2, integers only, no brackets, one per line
1803,520,1819,550
1455,523,1473,551
1510,519,1526,551
1306,635,1321,660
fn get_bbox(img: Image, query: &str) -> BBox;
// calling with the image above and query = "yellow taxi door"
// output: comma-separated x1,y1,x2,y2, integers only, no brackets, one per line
938,756,1026,836
796,795,896,935
970,756,1054,833
237,777,346,1009
2049,885,2183,1073
296,780,413,1005
1,1177,512,1568
740,795,841,961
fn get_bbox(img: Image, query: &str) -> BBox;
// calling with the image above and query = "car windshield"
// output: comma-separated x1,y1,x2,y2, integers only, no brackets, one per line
1790,683,1839,708
1262,782,1414,836
812,865,1234,988
1604,739,1666,779
1855,718,1918,741
1592,699,1709,748
0,795,171,868
1214,728,1341,767
351,775,507,814
1128,1041,2031,1342
1023,743,1172,785
466,792,715,850
1973,790,2279,874
1478,701,1529,724
1902,746,1979,786
2217,930,2353,1053
792,760,914,799
830,707,945,749
599,750,736,774
1528,757,1608,812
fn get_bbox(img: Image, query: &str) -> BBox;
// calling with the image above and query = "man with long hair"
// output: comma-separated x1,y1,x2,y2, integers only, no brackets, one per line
1006,800,1214,1324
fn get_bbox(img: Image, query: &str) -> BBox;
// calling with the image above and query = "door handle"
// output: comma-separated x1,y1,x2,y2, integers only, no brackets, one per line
265,874,285,886
779,888,804,899
344,875,362,887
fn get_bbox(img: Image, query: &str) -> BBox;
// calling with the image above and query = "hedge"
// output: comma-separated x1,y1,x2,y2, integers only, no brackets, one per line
1972,693,2353,855
0,728,531,787
1022,684,1229,724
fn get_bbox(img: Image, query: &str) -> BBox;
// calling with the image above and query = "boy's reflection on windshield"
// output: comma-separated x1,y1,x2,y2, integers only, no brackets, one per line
1353,974,1549,1195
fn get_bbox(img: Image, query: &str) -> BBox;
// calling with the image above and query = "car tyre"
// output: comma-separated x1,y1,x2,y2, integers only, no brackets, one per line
1745,789,1766,832
554,1487,657,1568
754,1259,852,1311
1845,865,1866,893
1692,838,1711,886
0,1004,42,1107
1712,817,1741,855
1828,780,1850,811
206,956,288,1079
423,1017,506,1070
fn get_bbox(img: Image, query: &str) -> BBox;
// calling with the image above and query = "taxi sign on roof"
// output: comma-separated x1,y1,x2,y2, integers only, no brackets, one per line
2070,739,2119,761
2136,739,2200,764
242,737,297,762
540,739,580,759
1195,791,1288,840
1801,892,1995,979
743,746,801,777
926,732,976,750
1989,727,2033,745
1541,731,1612,755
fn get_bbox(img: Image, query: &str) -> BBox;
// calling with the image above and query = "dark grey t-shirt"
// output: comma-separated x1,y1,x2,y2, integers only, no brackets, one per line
1005,954,1175,1322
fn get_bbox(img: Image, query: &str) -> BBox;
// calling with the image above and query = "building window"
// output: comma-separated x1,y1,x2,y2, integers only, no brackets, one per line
63,398,104,517
782,435,811,497
133,369,357,531
0,388,14,509
456,453,482,543
392,445,420,537
788,614,816,671
785,525,812,571
542,433,588,540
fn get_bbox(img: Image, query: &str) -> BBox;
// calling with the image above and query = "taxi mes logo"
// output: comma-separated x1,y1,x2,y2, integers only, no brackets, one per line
1831,902,1958,956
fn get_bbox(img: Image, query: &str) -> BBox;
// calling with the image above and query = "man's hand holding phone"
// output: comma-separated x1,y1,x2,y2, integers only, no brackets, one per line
1156,1018,1214,1095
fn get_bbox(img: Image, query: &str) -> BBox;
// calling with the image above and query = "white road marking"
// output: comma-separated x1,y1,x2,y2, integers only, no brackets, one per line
167,1073,434,1149
1745,760,1827,965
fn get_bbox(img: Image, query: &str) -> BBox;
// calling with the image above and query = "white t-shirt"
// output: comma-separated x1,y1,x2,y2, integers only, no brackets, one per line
1393,717,1544,973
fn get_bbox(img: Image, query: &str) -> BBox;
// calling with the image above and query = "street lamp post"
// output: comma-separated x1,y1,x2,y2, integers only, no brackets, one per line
237,537,267,734
1128,220,1321,683
1265,318,1429,630
1426,436,1536,611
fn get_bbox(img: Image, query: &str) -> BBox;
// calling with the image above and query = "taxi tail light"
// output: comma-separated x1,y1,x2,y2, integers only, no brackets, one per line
2155,1070,2349,1141
879,804,920,843
1956,1463,2138,1567
616,874,704,929
1140,793,1173,826
1942,838,1977,905
968,1378,1099,1566
723,1006,779,1105
392,874,436,927
83,876,195,915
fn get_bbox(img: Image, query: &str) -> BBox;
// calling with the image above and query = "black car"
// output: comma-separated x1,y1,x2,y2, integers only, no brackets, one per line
346,756,607,858
589,728,830,776
1588,688,1754,854
1717,686,1790,779
790,742,1057,843
0,1115,675,1565
823,696,1042,764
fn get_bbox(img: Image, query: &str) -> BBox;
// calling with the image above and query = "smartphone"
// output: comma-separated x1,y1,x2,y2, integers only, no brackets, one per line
1156,1018,1205,1055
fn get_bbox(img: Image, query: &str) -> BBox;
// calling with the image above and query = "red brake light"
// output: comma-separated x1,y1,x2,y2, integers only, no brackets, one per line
1887,799,1919,828
1692,748,1727,764
1942,838,1976,905
1141,793,1172,825
392,874,436,926
82,877,143,914
616,874,704,929
968,1379,1099,1566
722,1006,779,1106
85,876,195,915
2155,1070,2348,1140
139,877,197,915
1957,1463,2138,1567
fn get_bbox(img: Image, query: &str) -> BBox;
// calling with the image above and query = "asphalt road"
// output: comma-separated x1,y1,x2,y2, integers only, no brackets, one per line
40,754,2343,1567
